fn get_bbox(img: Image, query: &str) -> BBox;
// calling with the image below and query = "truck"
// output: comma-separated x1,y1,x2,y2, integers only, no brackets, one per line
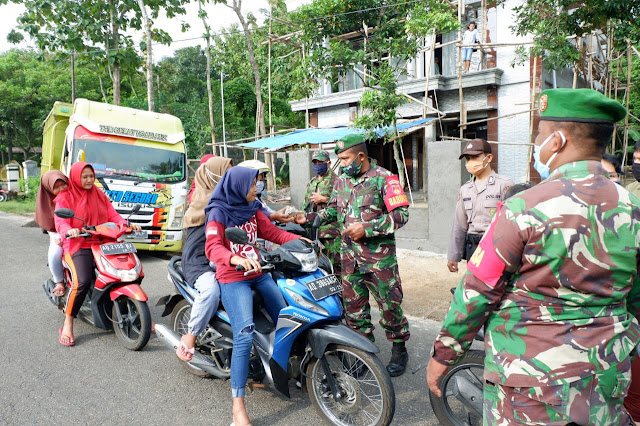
41,99,188,252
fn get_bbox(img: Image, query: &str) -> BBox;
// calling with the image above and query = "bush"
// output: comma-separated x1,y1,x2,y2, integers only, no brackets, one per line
18,176,40,199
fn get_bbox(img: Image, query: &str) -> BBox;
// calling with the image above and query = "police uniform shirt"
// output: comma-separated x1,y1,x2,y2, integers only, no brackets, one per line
447,170,514,262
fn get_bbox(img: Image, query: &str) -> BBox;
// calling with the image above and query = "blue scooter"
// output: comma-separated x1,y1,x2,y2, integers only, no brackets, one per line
155,220,395,426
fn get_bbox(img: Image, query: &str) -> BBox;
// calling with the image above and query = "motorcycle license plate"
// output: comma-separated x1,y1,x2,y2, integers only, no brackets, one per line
305,275,342,301
101,242,137,255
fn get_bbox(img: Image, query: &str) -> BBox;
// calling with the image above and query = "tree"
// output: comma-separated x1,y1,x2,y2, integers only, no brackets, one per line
502,0,640,69
10,0,188,106
0,49,103,162
293,0,457,187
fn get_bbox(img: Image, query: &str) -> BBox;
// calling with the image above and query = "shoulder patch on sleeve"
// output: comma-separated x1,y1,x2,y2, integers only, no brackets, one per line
384,175,410,211
466,204,506,287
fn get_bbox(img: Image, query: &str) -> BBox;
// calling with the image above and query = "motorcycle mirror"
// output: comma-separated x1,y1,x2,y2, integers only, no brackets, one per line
131,204,142,214
54,208,75,219
225,228,249,244
312,215,322,229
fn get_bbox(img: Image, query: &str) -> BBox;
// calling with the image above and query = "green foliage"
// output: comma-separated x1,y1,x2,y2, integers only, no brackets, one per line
18,176,39,198
293,0,456,139
0,198,37,215
502,0,640,69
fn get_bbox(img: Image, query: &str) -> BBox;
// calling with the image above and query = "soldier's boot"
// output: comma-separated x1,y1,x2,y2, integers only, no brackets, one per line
386,342,408,377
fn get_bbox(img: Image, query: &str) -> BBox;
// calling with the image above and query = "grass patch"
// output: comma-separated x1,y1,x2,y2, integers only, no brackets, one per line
0,198,36,215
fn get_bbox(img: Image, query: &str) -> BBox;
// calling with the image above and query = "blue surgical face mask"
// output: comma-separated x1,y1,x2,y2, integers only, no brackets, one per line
313,162,329,176
255,180,265,194
533,131,566,180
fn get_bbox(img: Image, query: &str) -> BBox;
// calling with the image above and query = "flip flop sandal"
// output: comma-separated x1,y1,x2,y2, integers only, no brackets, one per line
59,328,75,347
52,284,66,297
176,340,194,361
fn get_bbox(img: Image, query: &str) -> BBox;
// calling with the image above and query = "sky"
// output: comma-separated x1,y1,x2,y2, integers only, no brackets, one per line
0,0,311,60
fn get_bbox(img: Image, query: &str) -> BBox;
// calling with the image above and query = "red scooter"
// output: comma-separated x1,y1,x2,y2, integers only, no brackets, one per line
43,205,151,350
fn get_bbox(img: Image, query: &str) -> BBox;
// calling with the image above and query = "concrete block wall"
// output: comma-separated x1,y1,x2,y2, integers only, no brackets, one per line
438,86,488,113
317,105,352,127
497,81,531,183
288,149,313,209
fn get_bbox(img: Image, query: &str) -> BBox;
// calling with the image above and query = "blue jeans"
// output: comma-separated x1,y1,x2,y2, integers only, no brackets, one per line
219,273,286,398
187,271,220,336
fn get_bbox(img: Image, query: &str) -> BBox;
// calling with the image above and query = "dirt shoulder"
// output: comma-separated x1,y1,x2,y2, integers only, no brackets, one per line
396,249,466,322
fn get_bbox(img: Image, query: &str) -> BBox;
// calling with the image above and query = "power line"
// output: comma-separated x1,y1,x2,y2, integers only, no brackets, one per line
32,0,432,57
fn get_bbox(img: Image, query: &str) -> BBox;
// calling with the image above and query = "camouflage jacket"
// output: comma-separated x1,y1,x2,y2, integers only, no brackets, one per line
303,170,340,239
433,161,640,387
319,163,409,274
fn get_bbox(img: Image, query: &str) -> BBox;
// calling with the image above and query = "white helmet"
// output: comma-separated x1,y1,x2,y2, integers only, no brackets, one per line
237,160,270,174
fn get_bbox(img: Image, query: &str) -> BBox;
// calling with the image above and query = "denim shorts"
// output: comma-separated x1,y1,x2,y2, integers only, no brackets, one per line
462,48,473,61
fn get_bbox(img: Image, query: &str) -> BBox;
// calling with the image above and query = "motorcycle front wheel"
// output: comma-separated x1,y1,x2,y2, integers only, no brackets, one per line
306,345,395,426
112,297,151,351
428,350,485,426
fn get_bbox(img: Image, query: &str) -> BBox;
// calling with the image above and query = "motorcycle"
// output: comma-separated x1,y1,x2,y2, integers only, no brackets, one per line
43,205,152,351
155,218,395,426
417,287,485,426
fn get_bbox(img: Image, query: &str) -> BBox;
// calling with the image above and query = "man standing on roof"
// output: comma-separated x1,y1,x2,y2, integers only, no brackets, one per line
311,134,411,377
446,139,513,273
427,88,639,424
301,150,342,278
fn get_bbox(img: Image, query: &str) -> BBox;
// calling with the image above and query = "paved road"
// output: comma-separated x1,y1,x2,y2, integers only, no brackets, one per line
0,211,450,425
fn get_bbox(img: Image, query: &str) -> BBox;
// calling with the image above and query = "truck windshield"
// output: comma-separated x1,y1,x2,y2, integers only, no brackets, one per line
73,138,185,183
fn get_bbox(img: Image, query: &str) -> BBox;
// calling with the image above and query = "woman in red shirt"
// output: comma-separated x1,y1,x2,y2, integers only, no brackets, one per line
54,162,141,346
204,166,300,426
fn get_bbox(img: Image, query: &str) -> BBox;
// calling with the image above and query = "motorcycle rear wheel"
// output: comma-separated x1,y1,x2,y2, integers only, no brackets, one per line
112,297,151,351
306,345,395,426
429,350,485,426
170,299,213,378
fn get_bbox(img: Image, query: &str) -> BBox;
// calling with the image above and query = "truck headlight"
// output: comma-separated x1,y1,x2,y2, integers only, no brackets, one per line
170,204,185,228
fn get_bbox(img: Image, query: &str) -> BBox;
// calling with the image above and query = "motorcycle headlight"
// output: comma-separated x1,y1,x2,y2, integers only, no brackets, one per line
99,256,140,282
291,251,318,273
284,288,328,316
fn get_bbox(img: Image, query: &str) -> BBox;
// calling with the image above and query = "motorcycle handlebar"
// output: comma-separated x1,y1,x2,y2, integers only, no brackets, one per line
65,232,92,239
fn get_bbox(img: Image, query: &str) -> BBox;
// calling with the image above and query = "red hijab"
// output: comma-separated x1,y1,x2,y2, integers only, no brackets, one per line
55,162,112,229
35,170,68,232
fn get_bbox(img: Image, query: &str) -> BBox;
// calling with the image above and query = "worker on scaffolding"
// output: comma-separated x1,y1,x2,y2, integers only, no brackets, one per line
446,138,513,273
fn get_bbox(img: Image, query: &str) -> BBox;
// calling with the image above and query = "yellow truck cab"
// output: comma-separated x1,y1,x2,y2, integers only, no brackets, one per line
42,99,188,252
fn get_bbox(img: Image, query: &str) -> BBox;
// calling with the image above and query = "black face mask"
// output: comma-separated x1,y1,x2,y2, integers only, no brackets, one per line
633,163,640,182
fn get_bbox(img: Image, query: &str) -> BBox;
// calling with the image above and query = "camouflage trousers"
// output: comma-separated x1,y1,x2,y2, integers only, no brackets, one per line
342,266,409,343
484,366,634,425
320,237,341,278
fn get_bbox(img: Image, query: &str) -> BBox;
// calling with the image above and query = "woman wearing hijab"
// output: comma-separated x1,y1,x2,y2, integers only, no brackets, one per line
204,166,301,426
35,170,69,297
54,162,141,346
176,156,233,361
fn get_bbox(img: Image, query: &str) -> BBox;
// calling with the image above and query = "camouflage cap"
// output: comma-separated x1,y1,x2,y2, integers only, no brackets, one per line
459,138,492,159
539,88,626,124
312,150,331,162
335,133,365,154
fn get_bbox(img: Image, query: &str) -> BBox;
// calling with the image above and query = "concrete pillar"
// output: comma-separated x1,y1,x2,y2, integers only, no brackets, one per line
288,149,313,209
426,140,463,253
6,164,21,192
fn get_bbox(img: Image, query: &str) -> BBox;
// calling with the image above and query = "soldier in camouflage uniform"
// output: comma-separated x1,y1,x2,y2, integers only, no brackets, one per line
427,88,640,424
302,150,342,277
316,134,411,377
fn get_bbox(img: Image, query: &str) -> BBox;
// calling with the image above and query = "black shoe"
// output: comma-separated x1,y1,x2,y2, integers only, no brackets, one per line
386,342,408,377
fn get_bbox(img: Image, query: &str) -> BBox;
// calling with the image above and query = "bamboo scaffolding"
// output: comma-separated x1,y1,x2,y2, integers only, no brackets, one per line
458,109,535,127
